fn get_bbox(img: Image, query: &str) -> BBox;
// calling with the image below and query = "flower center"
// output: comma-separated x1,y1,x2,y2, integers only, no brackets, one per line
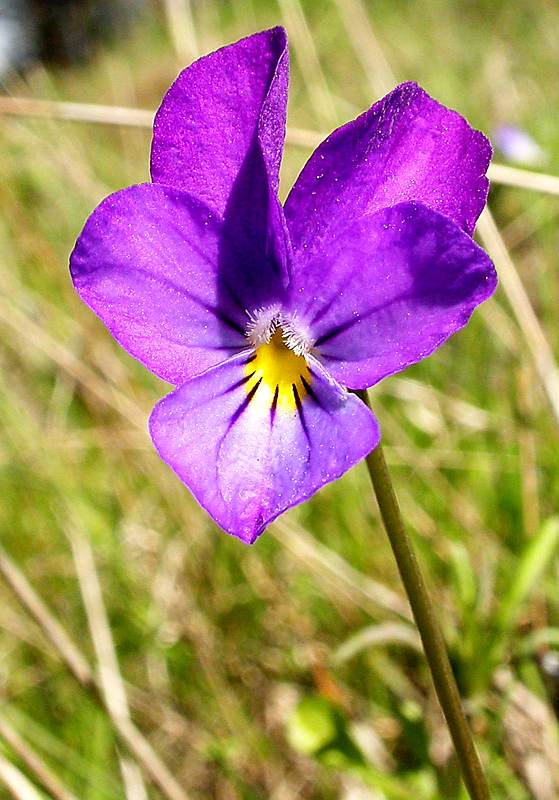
245,329,311,412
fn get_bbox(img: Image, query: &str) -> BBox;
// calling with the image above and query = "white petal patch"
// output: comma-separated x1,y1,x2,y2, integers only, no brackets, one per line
245,306,313,355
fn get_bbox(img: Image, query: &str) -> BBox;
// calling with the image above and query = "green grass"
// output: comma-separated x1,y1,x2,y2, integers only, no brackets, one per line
1,0,559,798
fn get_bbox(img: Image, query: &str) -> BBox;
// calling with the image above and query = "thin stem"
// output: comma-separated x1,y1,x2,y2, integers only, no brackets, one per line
358,394,490,800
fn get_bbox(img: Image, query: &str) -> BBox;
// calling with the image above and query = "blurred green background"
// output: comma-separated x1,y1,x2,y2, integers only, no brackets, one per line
1,1,559,798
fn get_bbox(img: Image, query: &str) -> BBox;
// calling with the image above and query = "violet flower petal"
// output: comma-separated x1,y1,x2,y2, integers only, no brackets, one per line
151,26,291,284
151,27,287,206
286,202,497,390
285,82,491,263
149,352,379,543
70,183,286,386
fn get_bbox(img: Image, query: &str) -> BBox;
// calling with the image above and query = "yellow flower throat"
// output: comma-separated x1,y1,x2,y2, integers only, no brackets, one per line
245,329,310,412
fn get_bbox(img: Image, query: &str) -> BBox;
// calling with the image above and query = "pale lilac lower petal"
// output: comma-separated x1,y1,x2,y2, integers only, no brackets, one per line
70,183,286,385
149,353,379,543
286,202,497,390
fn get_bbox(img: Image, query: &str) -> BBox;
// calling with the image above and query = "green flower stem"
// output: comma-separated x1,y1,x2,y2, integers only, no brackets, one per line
358,393,489,800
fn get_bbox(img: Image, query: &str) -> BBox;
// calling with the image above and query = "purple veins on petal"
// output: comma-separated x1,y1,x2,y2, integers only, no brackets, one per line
149,352,379,543
70,183,247,386
300,374,323,409
227,376,264,429
285,202,497,391
223,371,256,395
291,382,310,442
270,385,280,424
70,180,288,386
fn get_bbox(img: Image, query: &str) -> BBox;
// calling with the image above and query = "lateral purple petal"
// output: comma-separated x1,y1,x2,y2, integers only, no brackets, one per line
151,26,288,211
286,202,497,390
70,183,286,386
285,82,491,261
149,353,379,543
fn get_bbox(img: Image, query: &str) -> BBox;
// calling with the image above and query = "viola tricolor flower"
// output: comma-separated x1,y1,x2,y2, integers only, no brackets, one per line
70,27,497,543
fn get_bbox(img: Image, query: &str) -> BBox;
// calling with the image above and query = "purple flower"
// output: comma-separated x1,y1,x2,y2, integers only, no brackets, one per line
493,123,546,167
70,28,497,544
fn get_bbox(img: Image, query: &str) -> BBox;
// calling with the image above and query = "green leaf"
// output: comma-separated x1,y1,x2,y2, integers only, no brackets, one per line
498,516,559,634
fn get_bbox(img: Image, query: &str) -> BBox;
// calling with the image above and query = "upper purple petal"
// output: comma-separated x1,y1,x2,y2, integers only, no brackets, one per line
151,28,289,267
70,183,286,386
151,27,288,201
284,82,491,262
149,352,379,543
285,202,497,390
151,27,290,284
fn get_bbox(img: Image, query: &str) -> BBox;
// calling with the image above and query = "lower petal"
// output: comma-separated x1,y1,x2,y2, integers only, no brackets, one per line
149,353,379,543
